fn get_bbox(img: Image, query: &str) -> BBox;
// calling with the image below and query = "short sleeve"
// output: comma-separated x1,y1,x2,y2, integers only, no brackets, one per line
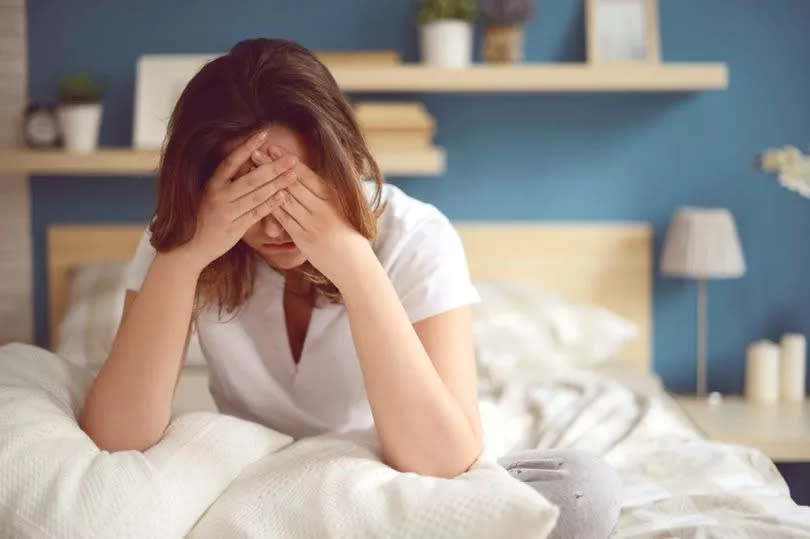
124,227,156,292
387,214,481,324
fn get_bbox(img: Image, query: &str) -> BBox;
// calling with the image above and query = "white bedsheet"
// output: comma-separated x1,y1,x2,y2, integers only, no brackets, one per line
479,362,810,538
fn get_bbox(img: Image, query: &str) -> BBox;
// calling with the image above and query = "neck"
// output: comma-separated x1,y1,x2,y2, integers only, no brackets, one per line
284,270,312,298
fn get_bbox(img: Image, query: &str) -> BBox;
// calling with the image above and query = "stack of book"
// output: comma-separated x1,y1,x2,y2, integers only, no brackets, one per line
354,102,436,152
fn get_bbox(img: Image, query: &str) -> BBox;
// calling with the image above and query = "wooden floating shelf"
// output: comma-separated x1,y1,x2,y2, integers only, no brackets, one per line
331,63,729,93
0,147,446,177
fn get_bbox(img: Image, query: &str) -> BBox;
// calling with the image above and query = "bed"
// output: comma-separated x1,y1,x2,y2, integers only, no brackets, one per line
22,221,810,537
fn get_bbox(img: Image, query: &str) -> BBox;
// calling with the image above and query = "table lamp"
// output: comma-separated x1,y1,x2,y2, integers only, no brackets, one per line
660,207,746,396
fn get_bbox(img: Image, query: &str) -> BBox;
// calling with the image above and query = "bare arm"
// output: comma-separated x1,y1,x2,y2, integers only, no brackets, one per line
79,252,200,452
80,127,299,452
339,252,483,478
256,145,482,477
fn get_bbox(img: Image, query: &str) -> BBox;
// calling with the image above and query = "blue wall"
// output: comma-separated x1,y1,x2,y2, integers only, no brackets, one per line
28,0,810,394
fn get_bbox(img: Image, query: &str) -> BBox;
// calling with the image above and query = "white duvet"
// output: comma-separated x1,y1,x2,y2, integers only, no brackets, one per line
0,344,558,539
479,361,810,538
5,339,810,539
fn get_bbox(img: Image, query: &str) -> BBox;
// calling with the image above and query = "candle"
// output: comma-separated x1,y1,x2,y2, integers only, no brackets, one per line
780,334,806,402
745,340,780,403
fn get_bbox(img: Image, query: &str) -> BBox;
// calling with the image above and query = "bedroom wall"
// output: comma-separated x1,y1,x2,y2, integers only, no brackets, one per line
26,0,810,394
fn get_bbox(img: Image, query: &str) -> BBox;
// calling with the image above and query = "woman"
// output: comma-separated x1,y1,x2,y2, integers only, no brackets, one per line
80,38,619,537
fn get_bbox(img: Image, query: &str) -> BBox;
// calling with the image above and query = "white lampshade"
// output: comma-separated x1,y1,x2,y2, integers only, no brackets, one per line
660,207,746,279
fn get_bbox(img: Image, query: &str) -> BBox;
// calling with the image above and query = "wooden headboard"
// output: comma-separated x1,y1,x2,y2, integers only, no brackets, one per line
48,222,652,371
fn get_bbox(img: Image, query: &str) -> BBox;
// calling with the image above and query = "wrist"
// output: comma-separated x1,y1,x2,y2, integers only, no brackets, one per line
332,239,378,293
155,248,205,280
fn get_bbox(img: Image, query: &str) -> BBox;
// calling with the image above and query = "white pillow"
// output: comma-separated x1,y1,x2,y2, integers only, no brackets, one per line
57,262,206,366
472,281,638,384
188,429,559,539
0,343,292,538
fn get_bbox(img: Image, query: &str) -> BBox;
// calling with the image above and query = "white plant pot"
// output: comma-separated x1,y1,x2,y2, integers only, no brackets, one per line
420,20,473,68
57,103,102,153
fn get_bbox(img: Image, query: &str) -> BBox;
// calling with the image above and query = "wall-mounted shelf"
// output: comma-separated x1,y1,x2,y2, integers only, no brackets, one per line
0,147,446,177
331,63,729,93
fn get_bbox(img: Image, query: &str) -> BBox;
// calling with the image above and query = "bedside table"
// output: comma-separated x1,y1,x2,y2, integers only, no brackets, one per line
673,395,810,505
673,395,810,462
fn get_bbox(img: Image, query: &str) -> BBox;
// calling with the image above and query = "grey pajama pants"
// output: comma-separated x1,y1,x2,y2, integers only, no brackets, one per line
499,449,622,539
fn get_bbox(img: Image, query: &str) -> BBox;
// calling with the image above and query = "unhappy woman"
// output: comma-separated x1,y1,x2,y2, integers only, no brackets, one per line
80,38,620,537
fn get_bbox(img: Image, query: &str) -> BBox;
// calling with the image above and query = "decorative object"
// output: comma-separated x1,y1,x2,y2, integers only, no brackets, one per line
481,0,535,63
134,51,402,149
745,340,781,404
56,73,103,153
586,0,660,64
780,334,806,402
660,207,746,396
23,103,60,148
417,0,477,68
133,54,213,149
758,145,810,198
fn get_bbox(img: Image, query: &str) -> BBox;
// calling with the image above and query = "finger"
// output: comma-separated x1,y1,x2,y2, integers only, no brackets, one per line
226,154,298,202
233,190,286,232
267,145,330,201
293,162,332,201
279,186,313,227
286,179,327,213
267,146,284,160
230,168,298,220
210,129,268,187
250,148,274,167
271,204,305,238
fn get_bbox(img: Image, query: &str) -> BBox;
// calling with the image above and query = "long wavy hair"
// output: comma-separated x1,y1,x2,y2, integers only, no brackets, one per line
149,38,384,317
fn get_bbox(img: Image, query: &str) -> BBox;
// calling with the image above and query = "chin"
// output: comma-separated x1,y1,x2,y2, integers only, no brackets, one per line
265,252,307,270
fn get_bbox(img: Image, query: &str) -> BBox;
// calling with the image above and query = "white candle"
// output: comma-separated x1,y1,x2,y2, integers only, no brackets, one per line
745,340,780,403
780,334,806,402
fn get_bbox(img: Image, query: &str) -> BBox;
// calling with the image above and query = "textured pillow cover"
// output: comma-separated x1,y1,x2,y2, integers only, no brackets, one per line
56,262,206,367
188,429,559,539
0,343,291,539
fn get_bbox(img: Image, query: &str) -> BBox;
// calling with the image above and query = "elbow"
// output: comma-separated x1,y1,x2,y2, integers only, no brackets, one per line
79,407,165,453
385,434,484,479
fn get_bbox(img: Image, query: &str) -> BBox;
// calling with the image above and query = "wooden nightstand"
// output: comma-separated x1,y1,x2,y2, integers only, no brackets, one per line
674,395,810,505
673,395,810,462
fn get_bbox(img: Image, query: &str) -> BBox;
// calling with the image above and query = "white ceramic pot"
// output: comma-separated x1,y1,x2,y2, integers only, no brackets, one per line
419,19,473,68
57,103,102,153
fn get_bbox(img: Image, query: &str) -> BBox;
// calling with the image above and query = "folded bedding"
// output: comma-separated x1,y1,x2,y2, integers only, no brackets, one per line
0,343,558,539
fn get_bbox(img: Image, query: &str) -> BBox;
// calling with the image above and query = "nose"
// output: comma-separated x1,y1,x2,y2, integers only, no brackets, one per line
260,215,286,239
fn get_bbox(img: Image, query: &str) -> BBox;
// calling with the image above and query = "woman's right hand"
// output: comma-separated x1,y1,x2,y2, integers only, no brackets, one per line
177,129,300,271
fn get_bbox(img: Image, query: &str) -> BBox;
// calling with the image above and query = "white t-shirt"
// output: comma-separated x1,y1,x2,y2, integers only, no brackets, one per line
125,183,480,439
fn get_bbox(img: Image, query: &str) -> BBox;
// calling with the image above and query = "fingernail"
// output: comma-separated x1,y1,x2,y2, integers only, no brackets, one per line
251,150,264,162
256,130,268,141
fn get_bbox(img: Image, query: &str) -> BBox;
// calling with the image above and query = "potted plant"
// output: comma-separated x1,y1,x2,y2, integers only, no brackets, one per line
57,73,103,153
418,0,478,68
482,0,535,63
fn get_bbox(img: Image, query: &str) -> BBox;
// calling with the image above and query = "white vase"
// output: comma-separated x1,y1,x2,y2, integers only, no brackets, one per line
57,103,102,153
419,20,473,68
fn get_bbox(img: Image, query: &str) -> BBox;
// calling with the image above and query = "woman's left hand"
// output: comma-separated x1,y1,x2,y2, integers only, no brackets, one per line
250,146,374,289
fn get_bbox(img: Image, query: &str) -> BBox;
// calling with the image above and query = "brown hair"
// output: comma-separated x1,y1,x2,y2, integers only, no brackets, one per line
149,38,383,317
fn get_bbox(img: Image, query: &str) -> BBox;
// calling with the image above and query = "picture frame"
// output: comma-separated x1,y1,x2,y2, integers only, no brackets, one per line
133,54,214,149
586,0,661,65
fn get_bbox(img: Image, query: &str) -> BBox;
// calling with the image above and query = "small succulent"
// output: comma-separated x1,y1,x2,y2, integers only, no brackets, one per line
418,0,478,25
482,0,535,26
758,145,810,199
58,73,102,104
